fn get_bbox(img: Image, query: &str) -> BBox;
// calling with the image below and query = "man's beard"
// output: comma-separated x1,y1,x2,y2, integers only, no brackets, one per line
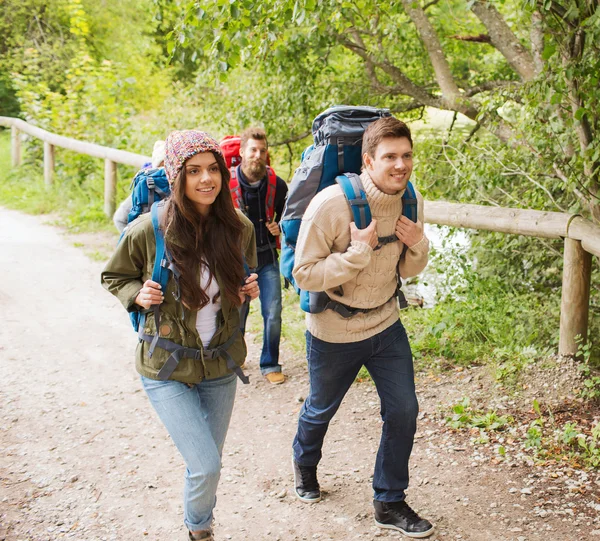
243,160,267,182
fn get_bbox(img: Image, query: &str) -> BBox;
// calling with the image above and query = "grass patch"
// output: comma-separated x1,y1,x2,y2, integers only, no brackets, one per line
523,400,600,469
443,397,600,469
0,132,135,233
445,397,514,431
405,269,560,376
85,250,111,262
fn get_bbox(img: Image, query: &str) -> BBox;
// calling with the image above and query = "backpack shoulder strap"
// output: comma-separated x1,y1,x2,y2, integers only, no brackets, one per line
144,202,173,356
335,173,372,229
150,202,170,292
264,166,277,221
402,181,418,223
229,166,245,213
400,181,418,258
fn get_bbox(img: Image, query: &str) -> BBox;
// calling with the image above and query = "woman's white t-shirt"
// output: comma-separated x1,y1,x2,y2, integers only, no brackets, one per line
195,265,221,345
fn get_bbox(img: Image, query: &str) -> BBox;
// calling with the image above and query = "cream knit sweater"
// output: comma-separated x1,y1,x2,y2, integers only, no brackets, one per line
292,170,429,343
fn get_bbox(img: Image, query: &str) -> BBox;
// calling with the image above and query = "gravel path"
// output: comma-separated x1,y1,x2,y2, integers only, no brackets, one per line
1,207,598,541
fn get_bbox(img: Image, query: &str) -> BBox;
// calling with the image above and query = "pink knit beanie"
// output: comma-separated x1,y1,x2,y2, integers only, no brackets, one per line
164,130,223,183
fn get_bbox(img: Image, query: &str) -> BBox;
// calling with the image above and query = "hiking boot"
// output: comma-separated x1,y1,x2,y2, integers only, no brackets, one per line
373,500,434,538
188,528,213,541
292,458,321,503
265,372,285,384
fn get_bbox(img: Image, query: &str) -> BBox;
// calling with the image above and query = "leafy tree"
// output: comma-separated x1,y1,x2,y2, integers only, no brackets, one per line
164,0,599,224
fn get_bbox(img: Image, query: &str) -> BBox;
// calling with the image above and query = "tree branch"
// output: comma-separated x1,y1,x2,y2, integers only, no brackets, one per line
462,123,481,147
271,131,311,147
450,33,492,44
336,33,442,108
470,1,536,82
530,10,545,76
400,0,474,115
463,80,515,97
423,0,441,10
390,101,426,114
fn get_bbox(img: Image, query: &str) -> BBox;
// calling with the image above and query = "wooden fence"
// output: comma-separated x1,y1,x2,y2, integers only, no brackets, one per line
1,116,599,357
0,117,149,217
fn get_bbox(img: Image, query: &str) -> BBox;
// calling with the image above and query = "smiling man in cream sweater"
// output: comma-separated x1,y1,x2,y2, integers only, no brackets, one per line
291,116,434,538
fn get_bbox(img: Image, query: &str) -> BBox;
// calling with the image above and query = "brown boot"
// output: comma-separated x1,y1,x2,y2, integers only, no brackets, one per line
189,529,213,541
265,371,285,384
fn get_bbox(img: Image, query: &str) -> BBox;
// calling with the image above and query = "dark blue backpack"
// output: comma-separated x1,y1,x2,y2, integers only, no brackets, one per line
279,105,418,315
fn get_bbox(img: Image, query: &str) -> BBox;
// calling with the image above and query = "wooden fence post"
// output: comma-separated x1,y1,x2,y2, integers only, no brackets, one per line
11,126,21,167
559,238,592,356
44,141,55,187
104,159,117,217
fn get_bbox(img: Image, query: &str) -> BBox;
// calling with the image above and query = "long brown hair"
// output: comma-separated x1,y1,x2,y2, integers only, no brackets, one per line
164,151,246,310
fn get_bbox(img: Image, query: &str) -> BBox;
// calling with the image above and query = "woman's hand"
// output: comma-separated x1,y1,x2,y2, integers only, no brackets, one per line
239,273,259,303
135,280,164,309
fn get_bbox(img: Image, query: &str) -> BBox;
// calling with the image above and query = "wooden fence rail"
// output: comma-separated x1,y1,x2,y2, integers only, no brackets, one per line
0,116,150,216
1,116,599,356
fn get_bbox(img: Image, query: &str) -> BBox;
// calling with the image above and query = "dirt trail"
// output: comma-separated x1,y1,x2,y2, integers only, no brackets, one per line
1,207,598,541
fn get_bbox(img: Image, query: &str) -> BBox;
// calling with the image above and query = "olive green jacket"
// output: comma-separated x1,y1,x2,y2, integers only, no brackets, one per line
101,209,257,384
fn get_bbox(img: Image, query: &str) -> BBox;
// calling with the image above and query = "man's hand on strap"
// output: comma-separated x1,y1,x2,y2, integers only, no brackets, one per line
395,216,423,248
350,219,378,249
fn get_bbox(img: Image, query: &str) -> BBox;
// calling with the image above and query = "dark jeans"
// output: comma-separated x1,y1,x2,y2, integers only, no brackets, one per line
292,320,418,502
240,262,282,374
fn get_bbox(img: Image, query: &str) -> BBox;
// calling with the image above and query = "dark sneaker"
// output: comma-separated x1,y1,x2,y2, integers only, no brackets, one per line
292,458,321,503
374,500,434,538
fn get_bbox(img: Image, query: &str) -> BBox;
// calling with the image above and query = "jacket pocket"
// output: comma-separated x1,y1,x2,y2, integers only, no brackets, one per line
139,313,185,372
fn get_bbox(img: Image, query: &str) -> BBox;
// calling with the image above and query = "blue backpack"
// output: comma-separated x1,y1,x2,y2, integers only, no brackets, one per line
120,167,172,332
126,167,171,226
128,202,173,334
279,105,418,315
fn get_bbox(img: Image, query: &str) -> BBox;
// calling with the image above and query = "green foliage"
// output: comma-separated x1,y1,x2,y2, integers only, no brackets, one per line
524,425,543,450
0,71,20,117
445,397,513,431
525,399,600,468
0,132,124,231
576,336,600,401
405,240,560,367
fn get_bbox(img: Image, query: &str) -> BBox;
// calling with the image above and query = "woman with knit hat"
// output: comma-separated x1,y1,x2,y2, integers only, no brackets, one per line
101,130,259,541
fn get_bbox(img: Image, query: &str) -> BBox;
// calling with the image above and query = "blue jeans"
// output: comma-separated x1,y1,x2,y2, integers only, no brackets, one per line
141,373,237,531
292,320,419,502
240,262,282,374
